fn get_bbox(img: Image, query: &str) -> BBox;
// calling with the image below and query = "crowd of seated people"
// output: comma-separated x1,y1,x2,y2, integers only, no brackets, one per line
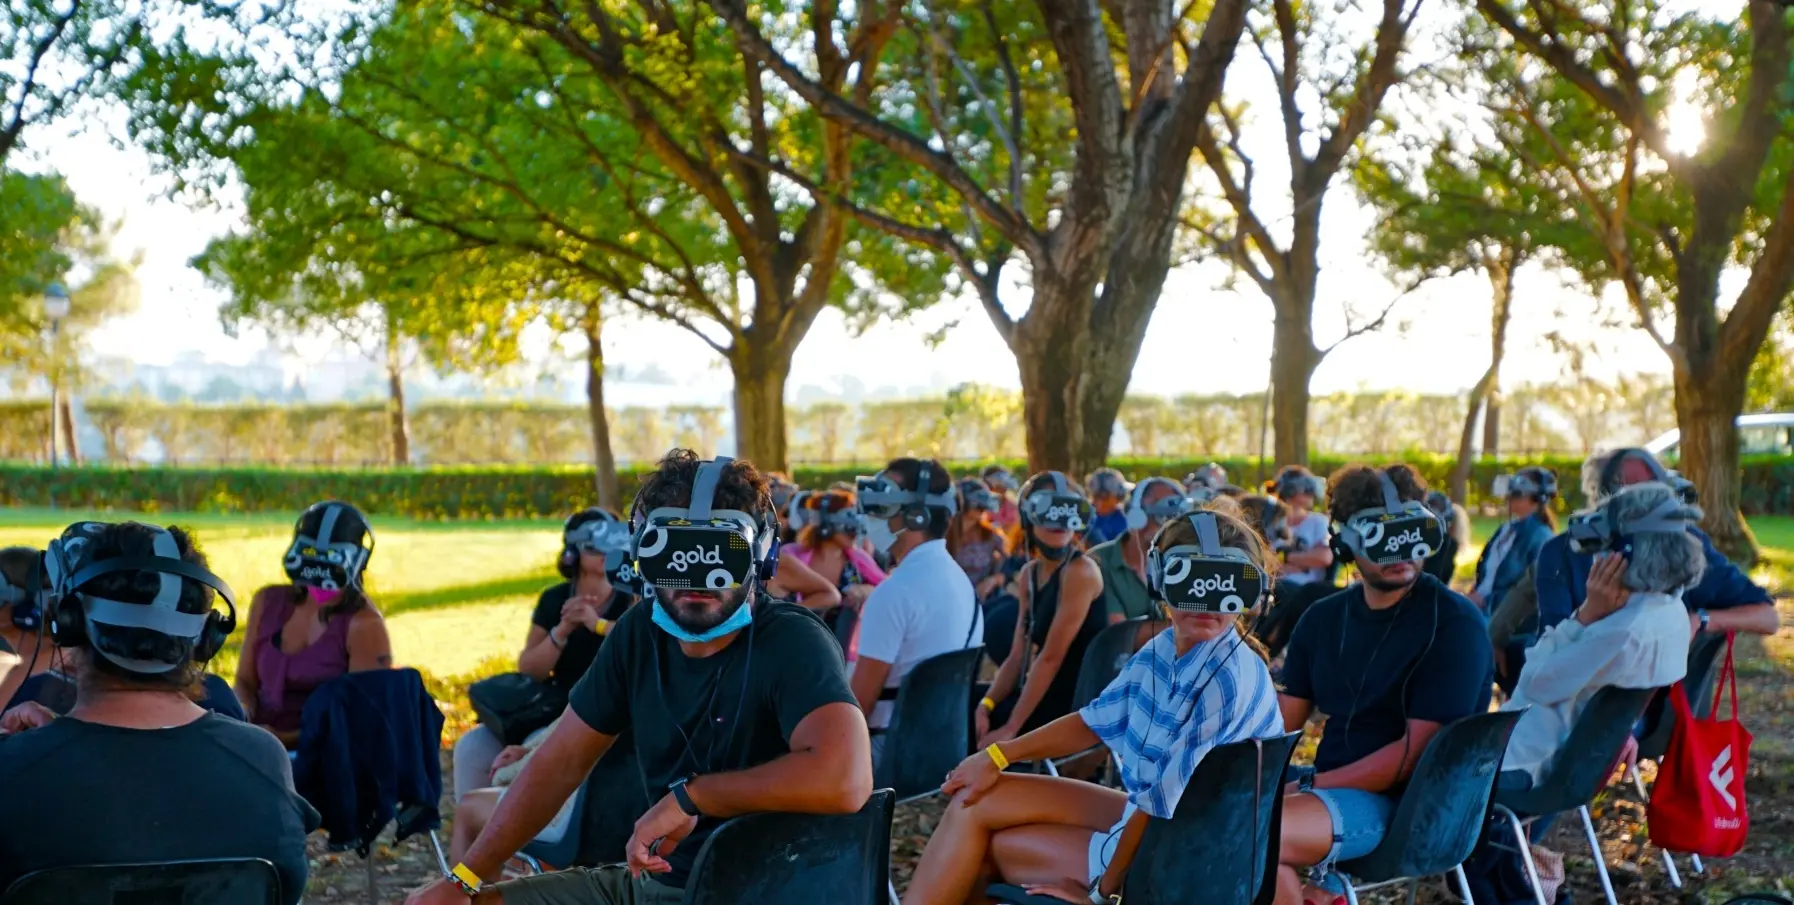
0,445,1779,905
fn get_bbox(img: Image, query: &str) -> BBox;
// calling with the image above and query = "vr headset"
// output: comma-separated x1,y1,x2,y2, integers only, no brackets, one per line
283,501,374,592
2,555,47,631
957,479,1000,513
1184,463,1228,492
1600,448,1697,504
811,497,866,539
1273,469,1324,502
1018,471,1093,532
1424,490,1454,521
983,469,1019,492
1147,511,1268,614
1495,467,1558,501
630,457,779,592
786,490,816,531
1086,469,1128,499
45,521,237,674
566,510,631,559
1125,476,1192,531
857,462,959,531
1566,493,1700,557
1331,470,1447,566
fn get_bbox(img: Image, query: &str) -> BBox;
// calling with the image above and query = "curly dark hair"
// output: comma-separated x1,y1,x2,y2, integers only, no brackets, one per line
1328,463,1427,525
637,449,772,522
74,522,217,690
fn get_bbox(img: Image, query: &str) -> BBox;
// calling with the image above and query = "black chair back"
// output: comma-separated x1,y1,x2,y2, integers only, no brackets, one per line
1125,732,1302,905
875,648,983,801
682,789,895,905
522,730,654,869
1638,633,1728,761
1071,618,1159,712
1498,686,1658,818
1342,710,1524,881
833,605,859,661
1,858,282,905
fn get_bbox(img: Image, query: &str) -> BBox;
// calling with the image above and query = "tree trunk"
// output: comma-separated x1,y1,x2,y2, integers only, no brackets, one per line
384,329,410,466
583,313,621,511
1482,395,1502,457
1451,249,1517,502
729,343,792,473
1011,276,1095,475
55,394,80,464
1270,300,1320,466
1676,367,1755,563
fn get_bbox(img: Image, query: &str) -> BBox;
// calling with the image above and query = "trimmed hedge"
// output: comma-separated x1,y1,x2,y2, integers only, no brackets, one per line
1,454,1783,520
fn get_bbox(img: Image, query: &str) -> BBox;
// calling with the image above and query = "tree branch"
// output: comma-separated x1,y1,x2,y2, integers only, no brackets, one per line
1306,0,1416,190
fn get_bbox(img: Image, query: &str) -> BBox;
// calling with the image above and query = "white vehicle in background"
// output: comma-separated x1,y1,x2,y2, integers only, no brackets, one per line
1644,412,1794,460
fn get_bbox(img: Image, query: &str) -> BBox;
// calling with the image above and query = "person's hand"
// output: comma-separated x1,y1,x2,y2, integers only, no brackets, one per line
626,793,700,877
1579,553,1631,624
562,596,603,632
1617,734,1639,776
977,721,1019,751
843,583,874,609
973,704,991,742
0,701,55,734
490,745,530,778
1021,878,1097,903
976,575,1003,598
403,878,469,905
942,748,1004,804
1468,589,1485,608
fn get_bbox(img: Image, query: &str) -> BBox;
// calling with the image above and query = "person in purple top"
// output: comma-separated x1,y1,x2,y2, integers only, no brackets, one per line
234,501,392,748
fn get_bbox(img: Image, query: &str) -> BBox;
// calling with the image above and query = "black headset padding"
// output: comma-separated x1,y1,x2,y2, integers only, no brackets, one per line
906,461,936,532
52,553,238,664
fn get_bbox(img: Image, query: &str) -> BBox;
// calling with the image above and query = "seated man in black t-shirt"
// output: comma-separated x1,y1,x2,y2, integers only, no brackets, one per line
0,521,318,903
1271,465,1492,905
408,449,872,905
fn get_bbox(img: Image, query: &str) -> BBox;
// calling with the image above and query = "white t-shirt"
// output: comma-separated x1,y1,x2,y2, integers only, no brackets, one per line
1281,513,1332,585
854,539,983,729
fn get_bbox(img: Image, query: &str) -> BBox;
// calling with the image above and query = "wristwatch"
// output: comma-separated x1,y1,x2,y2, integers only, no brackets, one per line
1087,878,1122,904
669,777,702,817
1696,608,1711,633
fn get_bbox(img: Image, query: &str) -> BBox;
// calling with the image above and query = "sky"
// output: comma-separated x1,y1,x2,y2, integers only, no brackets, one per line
15,4,1725,410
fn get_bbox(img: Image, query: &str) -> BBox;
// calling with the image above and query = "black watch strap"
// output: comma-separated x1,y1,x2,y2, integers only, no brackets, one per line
670,778,701,817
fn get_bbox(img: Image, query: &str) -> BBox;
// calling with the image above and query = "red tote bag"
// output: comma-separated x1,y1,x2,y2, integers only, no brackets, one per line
1648,633,1752,857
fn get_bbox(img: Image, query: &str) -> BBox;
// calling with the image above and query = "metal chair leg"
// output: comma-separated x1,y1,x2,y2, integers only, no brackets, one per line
1342,876,1361,905
1690,853,1704,874
515,853,544,877
1043,759,1060,777
1402,878,1419,905
1451,864,1474,903
1628,765,1682,889
888,878,901,905
428,830,451,876
1578,805,1619,905
1496,805,1549,905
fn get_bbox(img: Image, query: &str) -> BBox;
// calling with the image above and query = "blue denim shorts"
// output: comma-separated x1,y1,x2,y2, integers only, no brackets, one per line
1310,788,1396,863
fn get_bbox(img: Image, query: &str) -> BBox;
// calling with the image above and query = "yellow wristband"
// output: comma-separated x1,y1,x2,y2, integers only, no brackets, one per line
449,862,482,895
985,743,1010,770
595,619,612,637
979,696,996,713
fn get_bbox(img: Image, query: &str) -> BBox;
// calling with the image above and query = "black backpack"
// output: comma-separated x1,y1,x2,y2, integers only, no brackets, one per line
467,673,567,744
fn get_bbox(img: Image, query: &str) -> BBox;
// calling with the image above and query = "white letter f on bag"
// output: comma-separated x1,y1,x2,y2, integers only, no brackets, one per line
1709,745,1737,811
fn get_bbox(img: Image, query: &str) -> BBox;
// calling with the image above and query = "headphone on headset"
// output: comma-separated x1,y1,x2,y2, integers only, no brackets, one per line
560,508,630,579
45,522,237,671
3,554,46,631
1125,476,1189,532
628,456,783,592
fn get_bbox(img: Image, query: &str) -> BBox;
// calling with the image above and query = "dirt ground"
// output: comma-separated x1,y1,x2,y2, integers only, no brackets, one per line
306,603,1794,905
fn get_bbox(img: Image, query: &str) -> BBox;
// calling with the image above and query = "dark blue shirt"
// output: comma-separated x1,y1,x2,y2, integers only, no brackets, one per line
1086,510,1130,546
1533,529,1770,633
1281,573,1493,774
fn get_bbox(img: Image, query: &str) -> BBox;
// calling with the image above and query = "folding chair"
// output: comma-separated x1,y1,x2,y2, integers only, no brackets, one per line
1,858,282,905
1494,686,1659,905
987,732,1302,905
1625,632,1728,885
872,647,982,903
1336,710,1526,905
1043,617,1162,779
681,789,895,905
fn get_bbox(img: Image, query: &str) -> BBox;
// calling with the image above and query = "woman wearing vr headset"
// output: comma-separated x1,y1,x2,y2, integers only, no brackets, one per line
235,501,391,749
0,521,318,904
977,472,1107,749
1255,466,1335,660
947,478,1013,599
782,489,888,610
1470,467,1558,614
902,505,1283,905
452,508,638,801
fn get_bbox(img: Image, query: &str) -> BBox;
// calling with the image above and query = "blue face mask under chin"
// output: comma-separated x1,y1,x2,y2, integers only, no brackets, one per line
651,595,755,643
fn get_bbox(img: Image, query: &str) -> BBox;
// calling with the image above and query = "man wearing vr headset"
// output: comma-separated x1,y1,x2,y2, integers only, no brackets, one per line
0,521,319,904
1533,448,1779,641
849,458,982,766
1083,467,1132,545
1272,465,1492,905
1087,476,1189,622
409,450,870,905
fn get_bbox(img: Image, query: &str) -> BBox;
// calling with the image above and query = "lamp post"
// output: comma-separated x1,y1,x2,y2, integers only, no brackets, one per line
43,283,70,471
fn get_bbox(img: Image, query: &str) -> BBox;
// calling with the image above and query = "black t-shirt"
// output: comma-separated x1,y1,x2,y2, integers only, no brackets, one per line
568,597,856,888
0,712,319,902
532,583,635,692
1281,573,1493,775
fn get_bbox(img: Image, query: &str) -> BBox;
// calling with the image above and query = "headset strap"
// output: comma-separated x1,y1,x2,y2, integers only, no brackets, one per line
65,555,238,612
1377,470,1404,511
1619,496,1698,536
689,457,729,522
1192,511,1223,556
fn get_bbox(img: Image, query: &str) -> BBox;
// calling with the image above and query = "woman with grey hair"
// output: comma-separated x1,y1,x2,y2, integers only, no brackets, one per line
1498,481,1702,785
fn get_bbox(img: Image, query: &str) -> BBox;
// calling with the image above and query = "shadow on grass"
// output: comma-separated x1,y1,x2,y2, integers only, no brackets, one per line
381,571,557,617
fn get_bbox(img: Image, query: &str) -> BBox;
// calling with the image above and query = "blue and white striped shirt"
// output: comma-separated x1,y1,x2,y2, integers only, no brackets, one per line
1079,628,1284,819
